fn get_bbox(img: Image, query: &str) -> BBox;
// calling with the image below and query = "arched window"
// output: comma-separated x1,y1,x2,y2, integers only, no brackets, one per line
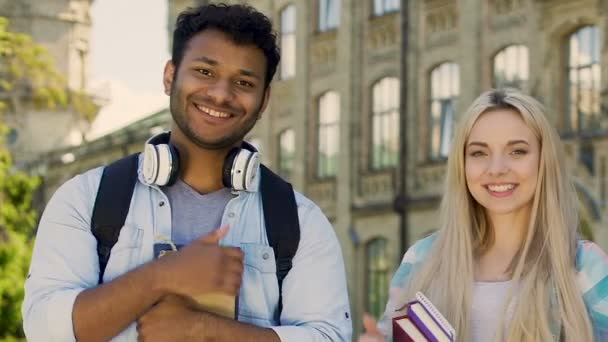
429,62,459,159
280,5,296,79
371,77,400,169
317,91,340,178
319,0,340,31
566,25,600,132
493,45,529,90
373,0,399,16
366,238,390,318
278,129,295,178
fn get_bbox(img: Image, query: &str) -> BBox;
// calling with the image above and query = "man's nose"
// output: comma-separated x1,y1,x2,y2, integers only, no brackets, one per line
206,79,234,104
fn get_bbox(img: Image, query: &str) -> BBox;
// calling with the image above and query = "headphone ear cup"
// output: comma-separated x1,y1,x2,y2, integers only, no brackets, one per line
165,145,180,186
229,149,258,191
223,148,240,188
142,143,160,185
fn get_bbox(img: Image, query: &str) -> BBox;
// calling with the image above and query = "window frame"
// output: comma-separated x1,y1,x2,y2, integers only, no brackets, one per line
565,25,601,133
493,44,529,91
365,238,390,319
428,62,460,160
316,91,341,178
279,4,296,80
370,77,400,170
278,128,296,178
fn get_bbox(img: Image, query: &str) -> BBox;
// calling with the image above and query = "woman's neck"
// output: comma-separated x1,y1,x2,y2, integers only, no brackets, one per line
475,206,532,281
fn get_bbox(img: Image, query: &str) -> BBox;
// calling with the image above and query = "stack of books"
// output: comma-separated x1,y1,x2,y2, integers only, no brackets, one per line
392,292,455,342
154,242,238,319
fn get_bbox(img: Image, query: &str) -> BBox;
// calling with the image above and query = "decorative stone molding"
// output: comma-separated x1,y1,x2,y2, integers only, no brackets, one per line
359,171,396,202
367,14,399,51
425,2,458,35
310,31,337,70
412,162,446,195
306,180,337,217
272,81,295,117
491,0,527,15
423,0,459,48
489,13,527,31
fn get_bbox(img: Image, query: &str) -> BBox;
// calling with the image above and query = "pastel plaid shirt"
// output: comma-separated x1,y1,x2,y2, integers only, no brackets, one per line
378,234,608,341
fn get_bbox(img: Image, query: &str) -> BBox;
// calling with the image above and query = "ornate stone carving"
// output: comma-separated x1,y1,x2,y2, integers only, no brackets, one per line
306,180,337,217
310,31,337,72
359,172,396,202
367,14,399,50
425,2,458,35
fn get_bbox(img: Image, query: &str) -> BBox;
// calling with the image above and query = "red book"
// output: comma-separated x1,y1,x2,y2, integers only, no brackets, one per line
393,314,429,342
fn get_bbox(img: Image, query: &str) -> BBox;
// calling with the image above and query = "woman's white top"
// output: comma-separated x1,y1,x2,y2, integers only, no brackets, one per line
471,280,515,342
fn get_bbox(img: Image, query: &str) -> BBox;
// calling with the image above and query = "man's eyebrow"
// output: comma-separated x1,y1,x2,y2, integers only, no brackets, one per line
194,56,218,65
192,56,262,80
239,69,261,80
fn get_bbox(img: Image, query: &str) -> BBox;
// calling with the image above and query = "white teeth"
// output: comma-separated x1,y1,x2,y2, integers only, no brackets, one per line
196,104,231,118
487,184,515,192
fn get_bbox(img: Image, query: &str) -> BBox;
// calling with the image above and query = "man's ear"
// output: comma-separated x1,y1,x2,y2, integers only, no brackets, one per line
163,60,175,96
257,86,271,120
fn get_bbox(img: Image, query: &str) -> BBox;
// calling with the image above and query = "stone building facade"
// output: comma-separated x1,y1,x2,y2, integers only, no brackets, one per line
0,0,96,163
31,0,608,335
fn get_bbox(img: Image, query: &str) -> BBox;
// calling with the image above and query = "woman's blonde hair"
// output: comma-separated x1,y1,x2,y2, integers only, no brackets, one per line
402,89,593,341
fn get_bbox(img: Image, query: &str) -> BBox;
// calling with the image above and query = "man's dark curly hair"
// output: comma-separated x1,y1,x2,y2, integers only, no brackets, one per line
172,3,280,88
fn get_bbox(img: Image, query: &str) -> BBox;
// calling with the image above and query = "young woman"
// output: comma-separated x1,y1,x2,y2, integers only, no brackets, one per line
360,89,608,341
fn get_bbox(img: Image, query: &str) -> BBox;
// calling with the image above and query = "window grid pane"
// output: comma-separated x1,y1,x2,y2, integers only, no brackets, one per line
319,0,340,31
373,0,400,16
372,77,400,169
318,91,340,177
566,26,601,132
366,239,389,319
429,63,459,159
279,129,295,177
493,45,529,90
280,5,296,79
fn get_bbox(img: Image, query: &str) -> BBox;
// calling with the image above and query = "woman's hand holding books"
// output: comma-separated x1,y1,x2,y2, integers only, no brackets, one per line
358,313,387,342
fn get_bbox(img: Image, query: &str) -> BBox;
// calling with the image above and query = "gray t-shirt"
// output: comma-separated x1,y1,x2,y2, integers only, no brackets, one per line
162,179,234,245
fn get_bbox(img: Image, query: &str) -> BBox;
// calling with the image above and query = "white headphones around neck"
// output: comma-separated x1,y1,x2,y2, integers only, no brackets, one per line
142,132,260,191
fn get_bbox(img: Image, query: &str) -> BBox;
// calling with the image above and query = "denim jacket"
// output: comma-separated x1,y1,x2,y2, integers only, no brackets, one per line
378,234,608,341
22,156,352,341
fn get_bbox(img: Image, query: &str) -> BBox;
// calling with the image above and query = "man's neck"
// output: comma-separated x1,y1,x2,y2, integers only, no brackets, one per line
169,131,235,194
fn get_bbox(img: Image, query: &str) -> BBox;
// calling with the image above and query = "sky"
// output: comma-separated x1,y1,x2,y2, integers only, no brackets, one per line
86,0,170,139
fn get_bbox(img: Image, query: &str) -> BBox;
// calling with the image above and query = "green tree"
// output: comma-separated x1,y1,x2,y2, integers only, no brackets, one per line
0,16,75,340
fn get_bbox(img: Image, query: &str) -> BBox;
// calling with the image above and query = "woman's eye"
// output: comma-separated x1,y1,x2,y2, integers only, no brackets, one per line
512,149,528,155
469,151,485,157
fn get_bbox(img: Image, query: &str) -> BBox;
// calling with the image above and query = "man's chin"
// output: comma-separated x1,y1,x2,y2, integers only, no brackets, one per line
189,135,242,150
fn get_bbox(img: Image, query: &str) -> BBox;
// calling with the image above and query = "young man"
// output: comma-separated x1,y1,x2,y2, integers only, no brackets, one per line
22,4,352,341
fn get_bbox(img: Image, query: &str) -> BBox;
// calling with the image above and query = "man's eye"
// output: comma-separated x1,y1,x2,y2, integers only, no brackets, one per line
236,80,254,87
197,69,212,76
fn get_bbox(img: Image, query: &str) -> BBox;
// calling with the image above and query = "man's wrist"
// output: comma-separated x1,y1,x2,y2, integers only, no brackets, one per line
144,259,169,299
194,310,219,339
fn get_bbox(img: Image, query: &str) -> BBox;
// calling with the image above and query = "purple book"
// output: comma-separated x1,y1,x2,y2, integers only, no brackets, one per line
406,301,451,342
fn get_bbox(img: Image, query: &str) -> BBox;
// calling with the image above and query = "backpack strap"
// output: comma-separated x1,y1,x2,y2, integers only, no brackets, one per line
91,153,140,284
259,165,300,317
